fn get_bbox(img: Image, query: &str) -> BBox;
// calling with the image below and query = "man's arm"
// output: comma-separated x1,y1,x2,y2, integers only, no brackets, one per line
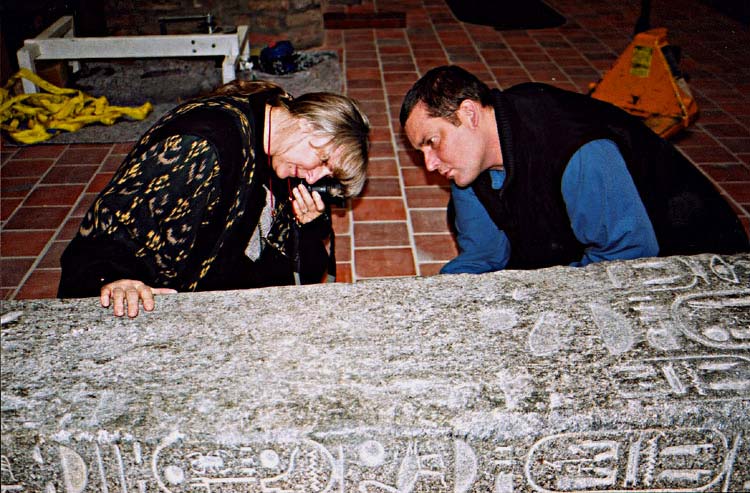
562,139,659,266
441,179,510,274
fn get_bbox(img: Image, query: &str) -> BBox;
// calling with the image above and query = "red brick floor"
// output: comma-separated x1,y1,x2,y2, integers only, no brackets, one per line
2,0,749,300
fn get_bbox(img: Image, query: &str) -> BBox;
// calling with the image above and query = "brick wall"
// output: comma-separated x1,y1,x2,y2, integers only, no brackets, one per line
101,0,323,48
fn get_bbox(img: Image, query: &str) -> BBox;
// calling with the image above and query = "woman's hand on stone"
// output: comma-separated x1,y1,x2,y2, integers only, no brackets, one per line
100,279,177,318
291,184,325,224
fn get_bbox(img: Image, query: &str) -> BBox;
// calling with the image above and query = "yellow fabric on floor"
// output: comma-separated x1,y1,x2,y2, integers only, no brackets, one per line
0,68,153,144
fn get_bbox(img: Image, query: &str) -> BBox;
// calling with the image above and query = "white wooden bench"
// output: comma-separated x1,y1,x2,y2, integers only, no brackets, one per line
16,16,250,94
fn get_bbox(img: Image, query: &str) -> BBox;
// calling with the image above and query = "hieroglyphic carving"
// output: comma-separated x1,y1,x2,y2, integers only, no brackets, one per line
1,455,23,492
598,255,750,357
478,308,519,334
671,290,750,350
492,368,534,411
43,435,154,493
0,484,24,492
356,439,477,493
588,303,635,356
481,256,747,361
645,320,682,351
606,255,747,297
151,431,344,492
710,255,744,284
3,425,747,492
359,441,447,492
525,428,739,492
258,441,340,493
153,434,484,492
492,446,517,493
3,257,749,492
453,439,478,493
357,441,386,469
609,355,750,400
527,312,574,357
606,257,709,293
479,257,747,361
59,445,87,493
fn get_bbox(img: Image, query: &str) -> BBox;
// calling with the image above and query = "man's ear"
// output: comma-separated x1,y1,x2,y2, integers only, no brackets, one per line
458,99,480,128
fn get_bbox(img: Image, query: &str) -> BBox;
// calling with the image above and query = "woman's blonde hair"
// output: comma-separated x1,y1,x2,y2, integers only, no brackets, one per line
284,93,370,197
212,80,370,197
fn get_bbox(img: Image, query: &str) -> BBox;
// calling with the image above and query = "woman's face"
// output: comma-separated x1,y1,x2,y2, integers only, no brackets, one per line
271,133,335,184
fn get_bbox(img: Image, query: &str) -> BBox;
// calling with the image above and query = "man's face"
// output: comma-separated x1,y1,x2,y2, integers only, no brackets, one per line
404,102,484,187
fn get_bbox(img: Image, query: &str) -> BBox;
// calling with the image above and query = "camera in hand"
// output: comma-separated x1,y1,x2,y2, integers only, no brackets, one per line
295,178,345,205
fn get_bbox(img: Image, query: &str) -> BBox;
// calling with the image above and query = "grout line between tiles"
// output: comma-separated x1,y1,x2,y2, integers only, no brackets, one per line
372,16,420,280
7,143,118,299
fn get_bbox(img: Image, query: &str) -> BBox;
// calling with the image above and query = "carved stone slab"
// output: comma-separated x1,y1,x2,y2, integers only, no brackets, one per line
2,253,749,492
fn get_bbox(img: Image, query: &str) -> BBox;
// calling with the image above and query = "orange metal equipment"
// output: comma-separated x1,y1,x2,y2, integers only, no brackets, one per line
588,28,698,139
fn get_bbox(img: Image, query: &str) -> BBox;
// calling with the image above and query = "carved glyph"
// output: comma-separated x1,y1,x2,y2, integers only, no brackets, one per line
525,428,742,492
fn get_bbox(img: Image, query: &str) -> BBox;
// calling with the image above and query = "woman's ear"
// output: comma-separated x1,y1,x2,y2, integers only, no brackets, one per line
458,99,481,128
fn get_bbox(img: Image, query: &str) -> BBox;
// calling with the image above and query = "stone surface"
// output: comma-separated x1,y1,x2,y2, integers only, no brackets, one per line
71,59,222,107
1,253,749,492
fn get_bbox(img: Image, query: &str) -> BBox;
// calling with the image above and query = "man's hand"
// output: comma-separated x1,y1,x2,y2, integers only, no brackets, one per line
100,279,177,318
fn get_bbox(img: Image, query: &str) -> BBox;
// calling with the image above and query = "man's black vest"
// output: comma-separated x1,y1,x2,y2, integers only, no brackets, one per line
471,83,749,269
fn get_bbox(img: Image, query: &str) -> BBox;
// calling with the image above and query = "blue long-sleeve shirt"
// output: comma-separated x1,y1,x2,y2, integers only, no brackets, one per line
441,139,659,274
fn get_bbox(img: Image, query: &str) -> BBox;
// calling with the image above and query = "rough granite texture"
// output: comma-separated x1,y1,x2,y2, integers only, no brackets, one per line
1,253,749,492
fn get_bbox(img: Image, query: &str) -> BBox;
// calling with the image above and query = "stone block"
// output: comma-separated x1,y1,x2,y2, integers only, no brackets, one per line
285,27,325,50
253,15,284,33
291,0,320,9
250,0,291,11
1,253,749,491
286,9,323,30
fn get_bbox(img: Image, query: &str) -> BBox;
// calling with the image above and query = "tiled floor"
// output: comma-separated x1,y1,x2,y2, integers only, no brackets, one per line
2,0,749,300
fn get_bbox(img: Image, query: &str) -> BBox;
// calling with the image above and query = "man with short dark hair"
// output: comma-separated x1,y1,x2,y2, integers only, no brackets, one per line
400,65,749,273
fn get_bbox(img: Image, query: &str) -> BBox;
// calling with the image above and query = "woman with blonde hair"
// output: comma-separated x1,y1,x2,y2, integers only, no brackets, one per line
59,80,370,317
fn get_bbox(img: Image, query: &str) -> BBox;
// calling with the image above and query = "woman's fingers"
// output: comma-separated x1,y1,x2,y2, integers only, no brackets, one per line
99,280,177,318
292,184,324,223
125,285,142,318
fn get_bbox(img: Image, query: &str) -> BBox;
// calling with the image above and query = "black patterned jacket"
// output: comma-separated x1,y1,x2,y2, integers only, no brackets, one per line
58,90,332,298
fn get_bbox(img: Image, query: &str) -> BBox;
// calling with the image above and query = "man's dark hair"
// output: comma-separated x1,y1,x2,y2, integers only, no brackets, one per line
399,65,494,127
